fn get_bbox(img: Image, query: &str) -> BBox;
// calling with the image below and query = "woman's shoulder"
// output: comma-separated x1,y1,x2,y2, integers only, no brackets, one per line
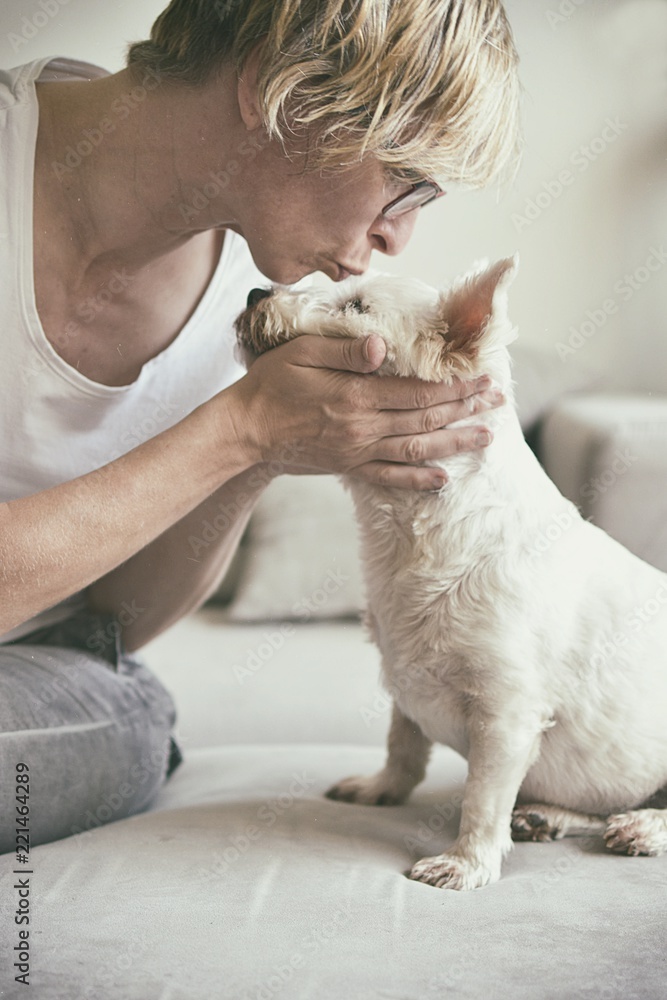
0,55,108,114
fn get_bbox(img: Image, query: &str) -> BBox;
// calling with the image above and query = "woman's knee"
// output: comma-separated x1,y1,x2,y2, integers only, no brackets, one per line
0,643,179,852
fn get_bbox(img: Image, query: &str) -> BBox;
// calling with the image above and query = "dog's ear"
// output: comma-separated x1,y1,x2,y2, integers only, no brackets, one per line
434,255,518,377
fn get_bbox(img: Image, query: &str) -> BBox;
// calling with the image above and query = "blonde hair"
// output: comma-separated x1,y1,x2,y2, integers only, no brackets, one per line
127,0,522,187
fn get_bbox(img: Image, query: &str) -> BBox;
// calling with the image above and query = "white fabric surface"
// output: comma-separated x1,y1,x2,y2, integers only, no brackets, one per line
0,55,266,643
1,742,665,1000
143,611,389,749
540,393,667,571
225,475,365,622
510,343,599,432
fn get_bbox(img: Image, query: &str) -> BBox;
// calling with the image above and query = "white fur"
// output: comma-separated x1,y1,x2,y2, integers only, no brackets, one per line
238,257,667,890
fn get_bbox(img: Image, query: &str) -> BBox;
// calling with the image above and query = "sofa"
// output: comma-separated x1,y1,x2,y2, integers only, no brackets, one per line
1,349,666,1000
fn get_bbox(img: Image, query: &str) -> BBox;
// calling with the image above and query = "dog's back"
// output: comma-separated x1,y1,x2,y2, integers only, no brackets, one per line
345,392,667,814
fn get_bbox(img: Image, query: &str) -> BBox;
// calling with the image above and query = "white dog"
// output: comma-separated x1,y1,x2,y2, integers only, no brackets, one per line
236,257,667,890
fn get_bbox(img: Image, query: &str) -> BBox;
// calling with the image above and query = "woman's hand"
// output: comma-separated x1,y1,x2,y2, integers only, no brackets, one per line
229,334,504,490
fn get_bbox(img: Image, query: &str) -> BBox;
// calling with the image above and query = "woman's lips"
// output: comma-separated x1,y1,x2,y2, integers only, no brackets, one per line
334,263,364,282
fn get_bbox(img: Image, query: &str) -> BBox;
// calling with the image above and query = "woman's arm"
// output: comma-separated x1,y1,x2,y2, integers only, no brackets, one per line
1,333,497,642
0,394,247,638
86,463,274,651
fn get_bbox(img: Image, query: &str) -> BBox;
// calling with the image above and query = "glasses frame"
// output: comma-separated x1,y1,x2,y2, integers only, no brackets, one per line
381,179,446,220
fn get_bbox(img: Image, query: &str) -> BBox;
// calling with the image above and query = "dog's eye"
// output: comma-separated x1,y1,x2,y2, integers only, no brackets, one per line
345,298,367,314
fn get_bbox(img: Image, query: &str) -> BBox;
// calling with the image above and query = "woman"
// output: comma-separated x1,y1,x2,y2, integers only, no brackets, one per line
0,0,521,850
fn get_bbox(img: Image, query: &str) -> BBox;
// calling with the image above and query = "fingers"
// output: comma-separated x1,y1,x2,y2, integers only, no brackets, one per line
350,462,449,492
370,424,493,467
368,373,494,410
246,332,504,487
376,387,504,438
287,334,387,374
350,416,493,490
286,336,493,409
283,335,496,411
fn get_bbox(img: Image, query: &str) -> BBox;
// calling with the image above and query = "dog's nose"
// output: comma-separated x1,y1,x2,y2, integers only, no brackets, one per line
246,287,272,308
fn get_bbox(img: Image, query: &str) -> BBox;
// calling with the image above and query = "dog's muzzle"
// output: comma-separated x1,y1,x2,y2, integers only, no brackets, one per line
246,287,273,309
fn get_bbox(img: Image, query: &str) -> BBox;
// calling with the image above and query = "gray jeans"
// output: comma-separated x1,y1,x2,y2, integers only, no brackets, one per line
0,611,181,855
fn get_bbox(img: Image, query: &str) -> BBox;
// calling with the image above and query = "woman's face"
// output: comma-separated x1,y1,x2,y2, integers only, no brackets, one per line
232,149,421,283
200,132,422,284
173,57,425,283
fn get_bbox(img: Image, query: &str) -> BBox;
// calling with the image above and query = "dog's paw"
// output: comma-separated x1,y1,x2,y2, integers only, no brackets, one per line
511,802,606,841
324,773,408,806
604,810,667,857
408,852,498,891
511,805,563,842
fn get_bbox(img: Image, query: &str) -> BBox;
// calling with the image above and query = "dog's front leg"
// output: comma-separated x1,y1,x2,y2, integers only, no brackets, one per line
325,701,432,805
409,714,543,890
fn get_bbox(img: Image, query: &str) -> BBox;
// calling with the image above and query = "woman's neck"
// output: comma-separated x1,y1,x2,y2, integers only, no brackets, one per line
33,67,243,282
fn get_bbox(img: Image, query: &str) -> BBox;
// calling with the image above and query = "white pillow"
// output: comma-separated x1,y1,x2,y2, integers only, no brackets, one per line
224,475,365,622
511,344,599,432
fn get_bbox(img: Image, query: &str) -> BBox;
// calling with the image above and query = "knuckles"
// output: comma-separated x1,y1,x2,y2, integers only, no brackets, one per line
342,420,367,446
422,407,444,434
339,377,369,412
374,464,395,487
412,386,435,410
404,436,426,463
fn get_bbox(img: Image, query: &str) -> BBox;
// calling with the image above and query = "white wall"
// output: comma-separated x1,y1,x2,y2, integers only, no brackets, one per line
394,0,667,395
1,0,665,393
0,0,165,77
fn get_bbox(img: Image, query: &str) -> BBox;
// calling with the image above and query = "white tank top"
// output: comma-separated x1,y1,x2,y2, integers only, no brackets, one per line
0,56,268,642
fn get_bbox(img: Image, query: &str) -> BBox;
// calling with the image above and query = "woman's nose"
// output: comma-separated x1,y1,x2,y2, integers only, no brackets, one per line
368,210,420,256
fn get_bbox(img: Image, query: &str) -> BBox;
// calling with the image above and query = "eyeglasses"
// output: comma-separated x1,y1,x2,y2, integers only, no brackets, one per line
381,179,446,220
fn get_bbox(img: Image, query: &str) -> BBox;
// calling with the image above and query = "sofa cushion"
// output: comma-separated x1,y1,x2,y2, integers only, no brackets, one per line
511,343,599,433
540,393,667,571
1,742,664,1000
142,612,390,749
223,474,365,623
